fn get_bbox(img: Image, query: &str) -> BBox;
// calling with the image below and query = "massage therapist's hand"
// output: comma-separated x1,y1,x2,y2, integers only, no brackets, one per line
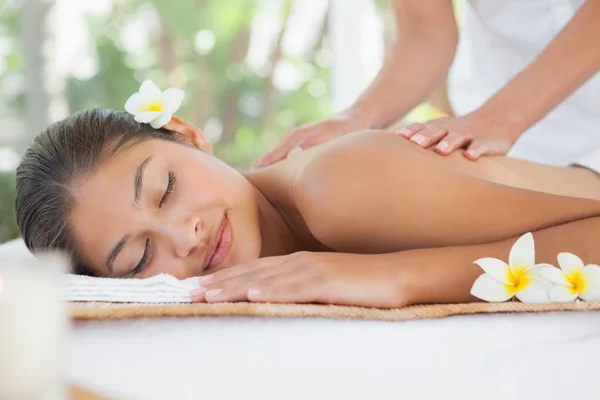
395,110,519,160
190,252,407,308
253,110,370,168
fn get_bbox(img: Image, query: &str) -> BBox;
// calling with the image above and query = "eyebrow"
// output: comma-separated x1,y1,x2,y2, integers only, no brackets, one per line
134,155,153,207
105,155,153,274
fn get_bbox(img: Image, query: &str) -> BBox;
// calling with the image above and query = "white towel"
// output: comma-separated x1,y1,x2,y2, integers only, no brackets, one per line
64,274,201,303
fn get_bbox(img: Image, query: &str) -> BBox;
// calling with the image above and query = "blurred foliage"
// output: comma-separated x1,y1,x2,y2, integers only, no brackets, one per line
0,0,23,122
64,0,332,169
0,171,18,242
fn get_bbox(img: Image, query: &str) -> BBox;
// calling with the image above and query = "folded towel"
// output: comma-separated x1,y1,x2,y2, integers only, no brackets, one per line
64,274,201,303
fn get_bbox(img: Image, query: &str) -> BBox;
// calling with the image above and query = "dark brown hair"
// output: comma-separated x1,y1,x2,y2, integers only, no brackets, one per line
15,108,178,275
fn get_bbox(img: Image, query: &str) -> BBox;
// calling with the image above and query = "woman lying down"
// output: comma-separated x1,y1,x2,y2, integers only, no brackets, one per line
15,86,600,308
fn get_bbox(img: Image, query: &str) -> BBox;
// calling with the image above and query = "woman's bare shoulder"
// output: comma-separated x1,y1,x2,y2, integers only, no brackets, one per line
292,130,424,251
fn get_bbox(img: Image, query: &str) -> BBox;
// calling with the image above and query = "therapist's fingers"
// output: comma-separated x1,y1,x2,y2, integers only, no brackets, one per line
434,132,471,155
409,126,448,148
253,128,306,168
464,138,512,160
395,123,425,139
464,139,486,160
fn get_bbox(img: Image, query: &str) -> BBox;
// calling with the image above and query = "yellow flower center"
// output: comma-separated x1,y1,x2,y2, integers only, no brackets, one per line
567,269,585,294
505,265,531,294
143,102,164,112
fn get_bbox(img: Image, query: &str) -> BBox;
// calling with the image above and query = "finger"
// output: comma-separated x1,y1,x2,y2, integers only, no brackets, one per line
409,125,448,148
205,267,305,303
203,264,285,292
464,139,486,160
395,123,425,139
247,279,322,304
190,287,206,303
199,256,287,286
434,132,471,155
297,131,340,150
464,139,507,160
285,146,303,159
255,130,305,167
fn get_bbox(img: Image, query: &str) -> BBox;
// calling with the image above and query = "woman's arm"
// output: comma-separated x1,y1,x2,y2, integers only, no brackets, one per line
479,0,600,139
398,0,600,159
194,214,600,307
377,216,600,305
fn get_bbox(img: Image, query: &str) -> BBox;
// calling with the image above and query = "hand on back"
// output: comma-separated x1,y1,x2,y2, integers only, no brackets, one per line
253,111,370,168
395,111,519,160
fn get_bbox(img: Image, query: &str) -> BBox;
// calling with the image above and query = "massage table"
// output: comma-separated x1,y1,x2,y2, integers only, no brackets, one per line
1,238,599,399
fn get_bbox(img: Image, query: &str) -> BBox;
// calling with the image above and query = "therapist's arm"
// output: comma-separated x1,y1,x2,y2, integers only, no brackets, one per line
400,0,600,160
480,0,600,138
348,0,458,129
254,0,458,167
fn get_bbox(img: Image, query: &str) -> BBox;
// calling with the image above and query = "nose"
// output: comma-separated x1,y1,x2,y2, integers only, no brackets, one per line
168,217,200,258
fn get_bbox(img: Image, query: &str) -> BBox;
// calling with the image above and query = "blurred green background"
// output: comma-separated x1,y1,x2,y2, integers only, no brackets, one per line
0,0,450,243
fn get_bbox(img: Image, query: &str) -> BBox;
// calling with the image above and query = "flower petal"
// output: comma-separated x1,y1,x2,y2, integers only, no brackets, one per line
579,264,600,302
149,112,172,129
473,258,511,284
470,273,514,302
557,252,585,276
549,285,578,302
134,111,162,123
162,88,184,113
509,232,535,272
124,92,143,114
540,266,572,286
139,80,162,98
515,278,552,303
528,264,555,278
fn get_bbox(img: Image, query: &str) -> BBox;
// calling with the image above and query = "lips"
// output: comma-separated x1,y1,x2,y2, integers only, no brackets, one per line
203,214,233,271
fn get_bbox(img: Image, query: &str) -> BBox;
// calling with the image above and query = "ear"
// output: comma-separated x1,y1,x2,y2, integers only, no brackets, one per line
163,115,213,154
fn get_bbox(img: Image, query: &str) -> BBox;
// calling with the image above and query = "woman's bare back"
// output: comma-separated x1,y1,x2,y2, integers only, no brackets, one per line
421,143,600,201
266,130,600,257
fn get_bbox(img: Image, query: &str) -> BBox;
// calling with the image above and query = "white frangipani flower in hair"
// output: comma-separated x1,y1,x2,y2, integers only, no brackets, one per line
541,252,600,302
124,80,184,129
470,232,551,303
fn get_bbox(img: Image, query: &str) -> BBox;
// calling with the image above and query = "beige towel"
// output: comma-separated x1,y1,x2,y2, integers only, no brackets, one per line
70,300,600,322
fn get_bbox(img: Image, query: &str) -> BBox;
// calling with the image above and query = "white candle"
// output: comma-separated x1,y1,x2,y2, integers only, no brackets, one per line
0,252,69,400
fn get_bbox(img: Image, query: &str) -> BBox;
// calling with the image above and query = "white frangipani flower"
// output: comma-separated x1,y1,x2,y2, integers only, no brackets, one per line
124,80,184,129
470,232,551,303
540,253,600,302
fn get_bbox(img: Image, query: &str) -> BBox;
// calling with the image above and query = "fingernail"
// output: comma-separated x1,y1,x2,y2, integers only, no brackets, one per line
436,141,449,152
396,127,411,137
205,289,223,299
247,289,262,298
287,147,303,158
465,149,478,158
190,288,205,302
411,134,425,146
198,274,213,284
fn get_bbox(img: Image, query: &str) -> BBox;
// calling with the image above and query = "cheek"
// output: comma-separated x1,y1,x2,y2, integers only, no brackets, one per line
179,163,245,209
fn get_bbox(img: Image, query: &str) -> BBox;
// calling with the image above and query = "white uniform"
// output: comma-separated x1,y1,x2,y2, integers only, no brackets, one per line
447,0,600,170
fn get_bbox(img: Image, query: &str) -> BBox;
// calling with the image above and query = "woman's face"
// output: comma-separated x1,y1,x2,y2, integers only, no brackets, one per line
69,135,262,279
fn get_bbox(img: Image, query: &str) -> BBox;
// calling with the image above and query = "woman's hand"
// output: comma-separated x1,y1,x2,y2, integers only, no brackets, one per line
253,111,370,168
190,252,408,308
395,111,520,160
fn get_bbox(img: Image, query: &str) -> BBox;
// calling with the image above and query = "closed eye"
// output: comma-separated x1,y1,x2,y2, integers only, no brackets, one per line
131,238,150,276
159,171,176,208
